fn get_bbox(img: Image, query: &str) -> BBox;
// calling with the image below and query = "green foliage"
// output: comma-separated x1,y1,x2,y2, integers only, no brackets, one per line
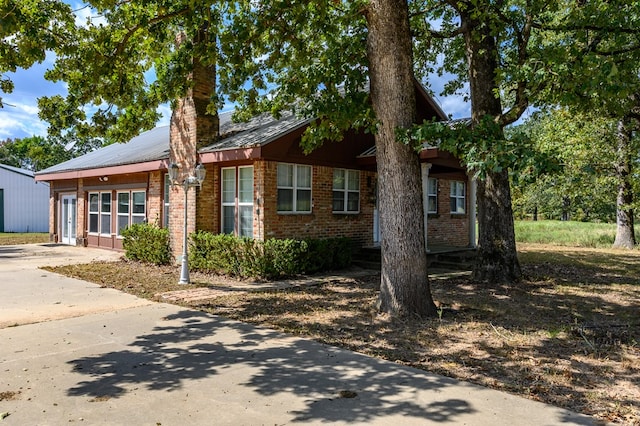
0,0,74,107
510,109,634,222
189,231,352,279
0,133,103,171
121,223,171,265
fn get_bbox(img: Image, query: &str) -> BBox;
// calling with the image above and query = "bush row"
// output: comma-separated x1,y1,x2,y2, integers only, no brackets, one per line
121,223,352,278
189,231,352,279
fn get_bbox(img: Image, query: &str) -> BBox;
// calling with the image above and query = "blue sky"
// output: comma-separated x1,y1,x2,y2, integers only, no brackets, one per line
0,2,473,142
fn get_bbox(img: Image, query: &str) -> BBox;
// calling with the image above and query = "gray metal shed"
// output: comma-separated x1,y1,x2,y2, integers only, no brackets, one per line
0,164,50,232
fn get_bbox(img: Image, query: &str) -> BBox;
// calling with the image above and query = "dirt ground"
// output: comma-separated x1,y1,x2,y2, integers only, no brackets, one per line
45,243,640,425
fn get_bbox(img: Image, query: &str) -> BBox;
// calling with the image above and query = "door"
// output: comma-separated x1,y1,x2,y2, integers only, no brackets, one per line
60,195,77,245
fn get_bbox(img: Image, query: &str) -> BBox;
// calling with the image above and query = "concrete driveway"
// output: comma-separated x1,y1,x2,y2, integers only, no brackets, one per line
0,244,597,425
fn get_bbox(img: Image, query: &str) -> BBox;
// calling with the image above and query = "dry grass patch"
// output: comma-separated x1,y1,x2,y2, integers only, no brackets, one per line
45,244,640,425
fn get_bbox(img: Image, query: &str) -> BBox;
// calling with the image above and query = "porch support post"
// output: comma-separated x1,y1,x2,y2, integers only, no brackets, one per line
468,174,477,248
421,162,432,252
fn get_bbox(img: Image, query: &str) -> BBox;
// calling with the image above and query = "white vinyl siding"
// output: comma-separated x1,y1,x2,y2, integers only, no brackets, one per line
333,169,360,213
277,163,311,213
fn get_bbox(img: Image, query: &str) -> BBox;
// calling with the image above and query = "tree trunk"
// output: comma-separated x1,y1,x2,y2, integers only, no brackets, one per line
365,0,437,318
612,117,636,249
462,12,521,283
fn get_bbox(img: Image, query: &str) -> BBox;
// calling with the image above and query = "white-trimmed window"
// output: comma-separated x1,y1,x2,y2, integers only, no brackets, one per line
116,190,146,236
88,192,112,235
222,166,254,237
333,169,360,213
427,178,438,214
277,163,311,213
450,181,466,214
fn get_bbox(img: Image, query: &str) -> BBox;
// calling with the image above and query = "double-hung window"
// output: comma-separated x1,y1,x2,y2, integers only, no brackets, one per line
88,192,112,235
333,169,360,213
427,178,438,214
116,191,146,236
277,163,311,213
222,166,254,237
450,181,466,214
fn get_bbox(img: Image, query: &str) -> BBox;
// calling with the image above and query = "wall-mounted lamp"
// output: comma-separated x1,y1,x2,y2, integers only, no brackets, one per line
98,176,109,182
167,162,207,284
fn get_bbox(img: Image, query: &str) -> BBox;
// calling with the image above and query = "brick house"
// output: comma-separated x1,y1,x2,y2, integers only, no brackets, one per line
35,82,476,256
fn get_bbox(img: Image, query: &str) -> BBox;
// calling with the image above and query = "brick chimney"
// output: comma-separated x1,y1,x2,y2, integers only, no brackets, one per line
168,30,219,260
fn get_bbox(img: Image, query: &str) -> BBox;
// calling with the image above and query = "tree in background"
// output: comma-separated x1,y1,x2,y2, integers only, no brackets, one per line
0,133,103,171
510,110,621,223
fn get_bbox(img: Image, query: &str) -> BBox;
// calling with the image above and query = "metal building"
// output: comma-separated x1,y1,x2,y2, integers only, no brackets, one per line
0,164,50,233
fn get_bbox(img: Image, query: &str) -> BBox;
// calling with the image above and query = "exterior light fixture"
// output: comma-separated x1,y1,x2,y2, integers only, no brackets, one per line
168,162,207,284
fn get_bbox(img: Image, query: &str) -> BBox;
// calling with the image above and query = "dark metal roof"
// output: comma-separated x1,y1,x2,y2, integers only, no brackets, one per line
35,110,310,175
36,126,171,175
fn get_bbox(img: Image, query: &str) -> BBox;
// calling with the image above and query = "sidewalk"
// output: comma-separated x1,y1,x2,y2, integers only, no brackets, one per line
0,244,598,425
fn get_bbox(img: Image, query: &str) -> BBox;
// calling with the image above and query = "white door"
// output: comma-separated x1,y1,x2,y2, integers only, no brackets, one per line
60,195,77,245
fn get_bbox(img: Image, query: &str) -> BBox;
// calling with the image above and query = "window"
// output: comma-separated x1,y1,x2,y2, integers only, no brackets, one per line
427,178,438,214
333,169,360,213
116,191,146,236
222,166,254,237
450,181,466,214
277,163,311,213
163,174,170,229
89,192,112,235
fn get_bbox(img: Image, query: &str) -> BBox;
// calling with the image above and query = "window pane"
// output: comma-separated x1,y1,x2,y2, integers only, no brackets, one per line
296,189,311,211
333,191,345,212
239,205,253,237
296,165,311,188
101,193,111,213
333,169,345,190
277,189,293,211
118,193,129,214
89,214,98,233
100,213,111,234
239,167,253,203
89,193,99,212
347,192,359,212
428,196,437,213
428,178,437,195
222,168,236,203
347,170,359,191
132,192,145,214
277,164,293,187
117,216,129,235
222,206,235,234
132,216,145,225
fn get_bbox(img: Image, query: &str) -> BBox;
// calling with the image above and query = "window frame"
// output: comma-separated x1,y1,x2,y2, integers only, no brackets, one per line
277,163,312,214
332,168,360,214
221,166,254,237
163,174,170,229
116,190,147,238
88,191,113,236
427,177,438,214
450,180,466,214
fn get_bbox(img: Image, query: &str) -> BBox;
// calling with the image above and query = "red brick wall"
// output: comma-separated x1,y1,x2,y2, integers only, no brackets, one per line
147,171,163,227
261,161,375,246
426,177,470,247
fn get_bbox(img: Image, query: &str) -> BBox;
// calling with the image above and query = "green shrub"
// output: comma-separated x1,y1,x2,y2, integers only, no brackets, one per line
189,232,352,279
121,223,171,265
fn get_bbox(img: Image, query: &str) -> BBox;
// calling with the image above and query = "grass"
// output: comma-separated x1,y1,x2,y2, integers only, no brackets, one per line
0,233,49,245
515,219,640,248
44,243,640,425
